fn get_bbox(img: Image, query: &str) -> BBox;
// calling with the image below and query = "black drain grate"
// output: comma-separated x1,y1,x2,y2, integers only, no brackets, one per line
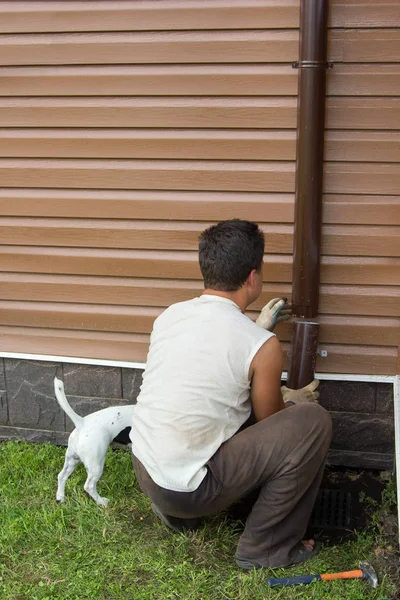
311,489,352,529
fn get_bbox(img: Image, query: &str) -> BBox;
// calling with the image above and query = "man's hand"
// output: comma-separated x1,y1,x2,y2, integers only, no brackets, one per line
256,297,292,332
281,379,320,405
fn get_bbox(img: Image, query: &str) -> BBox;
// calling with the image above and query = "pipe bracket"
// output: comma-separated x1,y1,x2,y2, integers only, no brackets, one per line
317,348,328,358
292,60,333,69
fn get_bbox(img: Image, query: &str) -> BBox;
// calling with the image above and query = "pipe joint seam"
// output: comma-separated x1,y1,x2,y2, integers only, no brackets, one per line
292,60,333,69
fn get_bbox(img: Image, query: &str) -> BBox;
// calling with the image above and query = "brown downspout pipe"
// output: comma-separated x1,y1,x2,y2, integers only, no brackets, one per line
287,0,331,389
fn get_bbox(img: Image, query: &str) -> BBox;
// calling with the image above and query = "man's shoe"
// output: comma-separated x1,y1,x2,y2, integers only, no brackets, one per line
151,503,201,533
236,541,321,570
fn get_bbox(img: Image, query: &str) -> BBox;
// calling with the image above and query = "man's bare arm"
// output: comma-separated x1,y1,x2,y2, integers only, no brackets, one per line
248,336,286,421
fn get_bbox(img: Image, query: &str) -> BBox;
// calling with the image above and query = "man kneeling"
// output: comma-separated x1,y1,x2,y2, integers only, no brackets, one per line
130,219,331,569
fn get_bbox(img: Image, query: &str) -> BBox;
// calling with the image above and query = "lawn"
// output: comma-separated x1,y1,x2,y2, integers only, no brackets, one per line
0,440,397,600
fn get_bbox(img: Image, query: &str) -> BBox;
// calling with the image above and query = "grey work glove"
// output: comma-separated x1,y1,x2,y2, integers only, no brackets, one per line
256,297,292,332
281,379,320,405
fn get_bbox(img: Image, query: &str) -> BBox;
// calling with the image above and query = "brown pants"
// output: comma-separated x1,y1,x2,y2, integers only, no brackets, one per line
133,403,332,568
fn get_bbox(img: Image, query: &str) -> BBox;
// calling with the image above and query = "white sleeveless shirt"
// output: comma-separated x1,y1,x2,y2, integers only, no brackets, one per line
130,295,274,492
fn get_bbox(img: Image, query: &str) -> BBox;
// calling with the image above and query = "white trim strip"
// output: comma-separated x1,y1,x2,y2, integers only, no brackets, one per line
282,371,397,384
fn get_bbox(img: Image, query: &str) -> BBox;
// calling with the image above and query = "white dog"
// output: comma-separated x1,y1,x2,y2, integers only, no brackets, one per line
54,376,134,506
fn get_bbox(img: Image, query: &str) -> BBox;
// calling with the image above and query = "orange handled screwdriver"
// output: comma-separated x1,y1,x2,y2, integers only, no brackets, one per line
266,561,377,588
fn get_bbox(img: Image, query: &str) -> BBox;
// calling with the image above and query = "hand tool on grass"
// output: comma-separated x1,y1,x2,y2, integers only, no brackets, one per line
266,561,377,588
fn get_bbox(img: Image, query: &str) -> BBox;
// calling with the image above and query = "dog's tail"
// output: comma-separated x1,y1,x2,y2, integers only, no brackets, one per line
54,376,83,430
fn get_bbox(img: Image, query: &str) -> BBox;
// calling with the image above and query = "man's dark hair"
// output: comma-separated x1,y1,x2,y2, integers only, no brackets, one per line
199,219,265,291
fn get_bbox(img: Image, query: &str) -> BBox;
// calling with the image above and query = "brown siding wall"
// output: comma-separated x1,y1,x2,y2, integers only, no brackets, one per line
0,0,399,374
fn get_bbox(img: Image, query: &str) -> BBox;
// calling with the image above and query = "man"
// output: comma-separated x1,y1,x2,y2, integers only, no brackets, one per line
130,219,331,569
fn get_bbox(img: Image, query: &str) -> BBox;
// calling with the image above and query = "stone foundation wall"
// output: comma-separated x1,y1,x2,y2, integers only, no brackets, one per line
0,358,394,470
318,380,394,470
0,358,142,445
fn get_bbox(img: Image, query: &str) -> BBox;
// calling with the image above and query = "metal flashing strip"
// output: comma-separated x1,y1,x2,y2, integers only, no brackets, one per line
0,351,146,370
283,372,397,384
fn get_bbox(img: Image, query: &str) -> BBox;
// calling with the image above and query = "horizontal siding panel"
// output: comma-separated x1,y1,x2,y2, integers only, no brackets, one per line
0,31,300,65
1,159,399,195
317,316,400,347
0,129,297,161
0,218,209,251
331,0,400,30
1,302,398,347
0,97,298,129
1,98,398,130
312,344,397,376
1,130,399,163
0,247,287,282
322,257,400,286
0,274,206,307
0,66,298,97
325,132,400,164
335,29,400,63
323,225,400,257
0,219,292,253
325,163,400,195
0,273,287,311
0,325,150,362
0,247,206,280
0,273,398,318
0,189,398,226
3,29,400,67
0,301,159,334
323,196,400,226
328,64,400,96
319,285,400,317
0,189,296,221
1,219,399,257
278,316,400,346
326,98,400,130
1,65,399,97
0,159,295,192
0,1,398,33
0,219,209,251
1,247,399,286
0,325,396,374
0,1,300,33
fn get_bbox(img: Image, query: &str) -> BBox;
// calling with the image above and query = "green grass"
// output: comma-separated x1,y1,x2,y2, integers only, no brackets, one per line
0,440,396,600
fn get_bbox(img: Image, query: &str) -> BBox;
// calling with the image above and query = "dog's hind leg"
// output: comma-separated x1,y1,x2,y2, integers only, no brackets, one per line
57,448,80,503
83,460,109,507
